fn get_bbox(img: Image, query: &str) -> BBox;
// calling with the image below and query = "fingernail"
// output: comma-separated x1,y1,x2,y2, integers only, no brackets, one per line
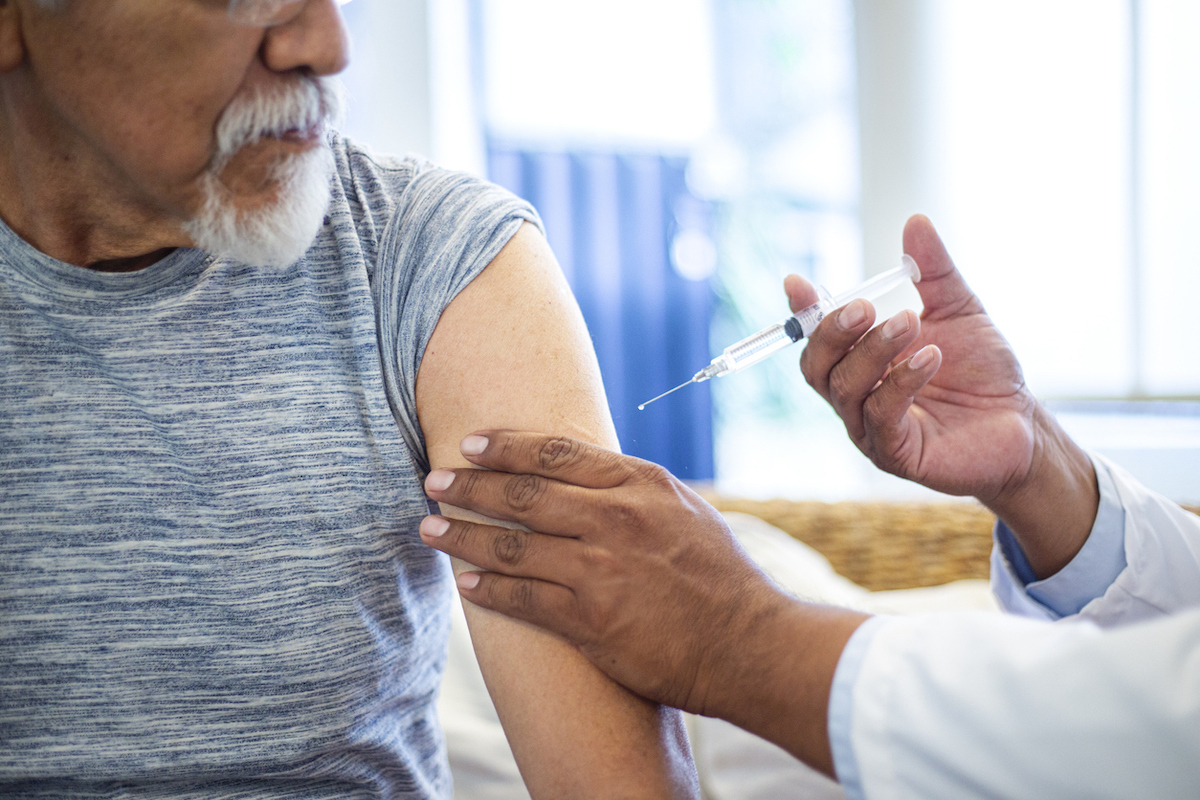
420,516,450,538
461,435,489,456
457,572,481,590
909,345,936,370
839,300,867,329
425,470,455,492
882,312,911,340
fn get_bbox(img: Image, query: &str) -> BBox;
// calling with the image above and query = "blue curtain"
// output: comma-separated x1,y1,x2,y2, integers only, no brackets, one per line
488,146,715,481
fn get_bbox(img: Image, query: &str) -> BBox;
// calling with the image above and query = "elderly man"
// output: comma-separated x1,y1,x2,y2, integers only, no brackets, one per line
0,1,696,797
422,215,1200,798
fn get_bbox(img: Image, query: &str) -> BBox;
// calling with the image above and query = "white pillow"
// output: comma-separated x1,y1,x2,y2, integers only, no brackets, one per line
437,511,998,799
437,594,531,800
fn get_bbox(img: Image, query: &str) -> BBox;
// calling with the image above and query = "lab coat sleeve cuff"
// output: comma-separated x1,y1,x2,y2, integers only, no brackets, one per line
991,453,1127,620
827,614,891,800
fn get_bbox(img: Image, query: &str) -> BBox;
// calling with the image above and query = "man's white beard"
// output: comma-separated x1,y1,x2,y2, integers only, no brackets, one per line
183,76,345,269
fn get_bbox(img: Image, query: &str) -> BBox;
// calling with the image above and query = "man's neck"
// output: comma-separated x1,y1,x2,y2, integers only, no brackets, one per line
0,82,194,270
85,249,179,272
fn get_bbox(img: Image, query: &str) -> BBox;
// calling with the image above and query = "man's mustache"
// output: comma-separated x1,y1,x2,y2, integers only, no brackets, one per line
210,75,345,171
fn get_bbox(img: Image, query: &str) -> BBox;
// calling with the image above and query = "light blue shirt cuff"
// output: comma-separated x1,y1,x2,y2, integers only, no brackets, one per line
994,455,1127,619
827,614,890,800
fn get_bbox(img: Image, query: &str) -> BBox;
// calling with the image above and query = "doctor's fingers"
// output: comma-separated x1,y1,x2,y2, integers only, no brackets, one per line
425,466,604,538
456,430,649,490
456,570,587,643
420,515,586,586
859,345,942,455
783,273,821,313
902,215,987,321
812,309,923,443
800,298,876,403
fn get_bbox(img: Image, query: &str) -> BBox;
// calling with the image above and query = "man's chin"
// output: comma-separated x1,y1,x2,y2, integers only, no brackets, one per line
183,144,335,270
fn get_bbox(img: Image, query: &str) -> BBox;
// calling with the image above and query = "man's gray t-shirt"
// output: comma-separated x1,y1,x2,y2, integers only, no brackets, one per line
0,136,539,798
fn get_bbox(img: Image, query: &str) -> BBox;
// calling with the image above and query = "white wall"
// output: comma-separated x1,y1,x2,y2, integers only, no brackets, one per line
853,0,946,281
855,0,1134,398
339,0,485,174
479,0,715,149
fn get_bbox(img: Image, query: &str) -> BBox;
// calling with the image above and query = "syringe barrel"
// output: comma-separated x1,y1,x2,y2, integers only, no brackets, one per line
830,254,920,308
794,255,919,338
705,256,920,379
793,286,835,339
715,323,794,375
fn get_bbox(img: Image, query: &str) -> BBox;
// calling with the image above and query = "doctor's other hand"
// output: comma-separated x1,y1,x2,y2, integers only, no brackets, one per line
787,214,1097,578
421,430,866,776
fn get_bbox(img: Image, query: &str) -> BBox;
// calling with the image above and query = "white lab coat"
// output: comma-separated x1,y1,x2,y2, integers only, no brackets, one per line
842,456,1200,799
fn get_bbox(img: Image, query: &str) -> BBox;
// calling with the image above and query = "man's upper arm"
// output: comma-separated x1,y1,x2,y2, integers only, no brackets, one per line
415,223,698,798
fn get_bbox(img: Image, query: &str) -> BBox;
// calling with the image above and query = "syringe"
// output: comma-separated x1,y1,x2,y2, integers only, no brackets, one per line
638,255,920,410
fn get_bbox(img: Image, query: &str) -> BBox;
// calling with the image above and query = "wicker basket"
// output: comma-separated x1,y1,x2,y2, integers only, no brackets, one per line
704,490,1200,592
703,496,997,591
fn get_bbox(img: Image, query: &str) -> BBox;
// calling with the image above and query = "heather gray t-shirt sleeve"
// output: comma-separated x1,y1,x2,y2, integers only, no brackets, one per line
371,162,542,475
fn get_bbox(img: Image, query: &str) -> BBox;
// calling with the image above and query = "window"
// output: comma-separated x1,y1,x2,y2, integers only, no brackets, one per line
340,0,1200,502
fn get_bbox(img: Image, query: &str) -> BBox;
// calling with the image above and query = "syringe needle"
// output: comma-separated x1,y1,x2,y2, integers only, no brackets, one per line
638,378,695,411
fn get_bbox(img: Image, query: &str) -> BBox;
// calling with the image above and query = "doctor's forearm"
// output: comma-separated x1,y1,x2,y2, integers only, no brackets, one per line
984,404,1099,580
700,592,869,779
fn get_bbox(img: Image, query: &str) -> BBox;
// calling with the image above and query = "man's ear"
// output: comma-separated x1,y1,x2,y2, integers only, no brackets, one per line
0,0,27,74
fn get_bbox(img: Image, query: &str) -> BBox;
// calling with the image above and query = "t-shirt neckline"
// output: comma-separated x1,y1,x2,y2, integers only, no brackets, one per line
0,212,213,304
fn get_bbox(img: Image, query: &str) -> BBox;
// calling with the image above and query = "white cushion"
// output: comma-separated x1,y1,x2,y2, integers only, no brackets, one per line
437,511,998,799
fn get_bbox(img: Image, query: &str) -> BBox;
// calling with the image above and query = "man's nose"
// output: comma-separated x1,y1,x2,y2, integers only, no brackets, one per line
261,0,351,77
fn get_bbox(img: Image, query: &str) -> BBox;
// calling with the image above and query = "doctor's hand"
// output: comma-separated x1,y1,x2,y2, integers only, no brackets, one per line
789,214,1097,579
421,430,866,777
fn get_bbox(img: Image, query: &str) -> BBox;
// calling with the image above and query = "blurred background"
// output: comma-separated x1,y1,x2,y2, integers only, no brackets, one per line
338,0,1200,504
